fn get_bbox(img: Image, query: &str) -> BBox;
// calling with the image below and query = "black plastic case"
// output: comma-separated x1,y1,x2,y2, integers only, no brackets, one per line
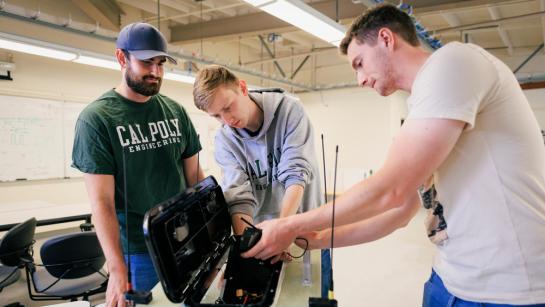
143,176,283,306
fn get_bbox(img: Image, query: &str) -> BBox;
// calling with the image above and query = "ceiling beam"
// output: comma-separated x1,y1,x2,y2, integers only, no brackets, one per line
144,3,246,24
433,10,545,35
150,0,211,22
244,47,336,65
514,43,544,74
71,0,122,30
414,0,529,16
441,12,462,27
117,0,189,25
281,32,317,48
200,1,237,18
170,0,363,44
488,6,514,56
440,11,472,42
541,0,545,53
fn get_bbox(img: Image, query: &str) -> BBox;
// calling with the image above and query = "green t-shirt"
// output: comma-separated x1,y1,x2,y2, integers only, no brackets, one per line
72,89,201,254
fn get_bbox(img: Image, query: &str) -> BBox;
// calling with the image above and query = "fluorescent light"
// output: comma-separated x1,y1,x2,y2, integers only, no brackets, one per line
164,71,195,84
0,32,195,86
243,0,346,46
244,0,275,5
74,55,119,70
0,37,77,61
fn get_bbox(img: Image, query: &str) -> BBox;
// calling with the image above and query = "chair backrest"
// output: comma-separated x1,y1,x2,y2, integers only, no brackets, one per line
40,232,105,279
0,218,37,267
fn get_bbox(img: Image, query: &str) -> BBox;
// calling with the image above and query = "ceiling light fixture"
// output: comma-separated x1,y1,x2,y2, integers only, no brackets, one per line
0,32,196,84
0,33,77,61
164,71,196,84
243,0,346,46
73,54,119,70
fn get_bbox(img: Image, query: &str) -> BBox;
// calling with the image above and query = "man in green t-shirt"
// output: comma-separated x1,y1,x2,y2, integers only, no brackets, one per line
72,22,203,306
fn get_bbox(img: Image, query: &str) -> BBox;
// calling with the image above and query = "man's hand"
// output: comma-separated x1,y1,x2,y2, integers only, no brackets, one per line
296,231,326,250
270,249,293,264
105,268,128,307
241,217,297,260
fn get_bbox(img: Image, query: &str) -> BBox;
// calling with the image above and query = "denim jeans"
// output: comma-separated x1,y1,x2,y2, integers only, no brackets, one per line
423,270,545,307
124,252,159,292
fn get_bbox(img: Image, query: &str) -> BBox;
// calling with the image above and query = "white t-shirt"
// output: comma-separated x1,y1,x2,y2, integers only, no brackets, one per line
407,42,545,304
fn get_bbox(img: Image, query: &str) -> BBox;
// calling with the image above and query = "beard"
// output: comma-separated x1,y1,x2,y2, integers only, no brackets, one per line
125,65,162,96
374,50,396,97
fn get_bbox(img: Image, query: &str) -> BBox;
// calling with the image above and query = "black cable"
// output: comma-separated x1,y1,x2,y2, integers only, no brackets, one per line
240,217,258,229
288,237,308,258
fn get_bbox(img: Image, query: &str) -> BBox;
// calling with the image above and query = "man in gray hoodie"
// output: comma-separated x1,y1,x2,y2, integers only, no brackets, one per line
193,65,321,258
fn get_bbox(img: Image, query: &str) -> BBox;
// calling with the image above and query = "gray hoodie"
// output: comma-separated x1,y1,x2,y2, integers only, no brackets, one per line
214,89,321,222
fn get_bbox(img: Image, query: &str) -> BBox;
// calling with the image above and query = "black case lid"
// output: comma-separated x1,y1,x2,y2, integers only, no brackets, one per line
143,176,232,303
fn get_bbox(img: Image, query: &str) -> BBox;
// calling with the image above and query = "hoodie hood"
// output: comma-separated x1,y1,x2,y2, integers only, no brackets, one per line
222,89,286,141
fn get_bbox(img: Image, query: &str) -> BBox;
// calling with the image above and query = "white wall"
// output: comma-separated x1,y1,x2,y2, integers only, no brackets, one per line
298,88,408,193
523,88,545,130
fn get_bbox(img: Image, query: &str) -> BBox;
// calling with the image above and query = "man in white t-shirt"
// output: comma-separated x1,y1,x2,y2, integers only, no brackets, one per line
242,4,545,306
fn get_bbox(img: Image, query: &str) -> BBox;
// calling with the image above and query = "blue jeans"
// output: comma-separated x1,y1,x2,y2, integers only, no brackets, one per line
423,270,545,307
124,253,159,292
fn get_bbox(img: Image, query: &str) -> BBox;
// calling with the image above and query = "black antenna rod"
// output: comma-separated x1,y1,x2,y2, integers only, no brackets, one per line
240,217,259,230
329,145,339,299
122,149,132,290
196,134,200,185
321,134,328,204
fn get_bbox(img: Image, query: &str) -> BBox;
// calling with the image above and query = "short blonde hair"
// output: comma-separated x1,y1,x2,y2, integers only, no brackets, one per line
193,65,239,111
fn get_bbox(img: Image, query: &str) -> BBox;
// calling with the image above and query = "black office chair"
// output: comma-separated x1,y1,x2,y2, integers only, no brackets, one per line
0,218,36,267
0,264,21,291
0,217,108,301
26,231,108,301
0,217,36,306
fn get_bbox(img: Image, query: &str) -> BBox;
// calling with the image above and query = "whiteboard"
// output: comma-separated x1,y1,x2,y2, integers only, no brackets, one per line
0,95,66,181
0,94,219,182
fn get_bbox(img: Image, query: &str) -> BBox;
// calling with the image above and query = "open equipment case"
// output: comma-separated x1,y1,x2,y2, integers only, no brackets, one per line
143,176,284,306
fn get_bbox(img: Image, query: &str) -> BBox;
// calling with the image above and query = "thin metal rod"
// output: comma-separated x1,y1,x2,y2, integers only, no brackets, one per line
290,55,310,79
144,3,245,23
434,10,545,34
514,43,544,73
258,35,286,78
244,47,335,66
157,0,160,30
335,0,339,22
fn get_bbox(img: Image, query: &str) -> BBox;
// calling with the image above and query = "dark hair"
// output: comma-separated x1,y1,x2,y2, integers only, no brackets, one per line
340,4,419,55
122,49,131,62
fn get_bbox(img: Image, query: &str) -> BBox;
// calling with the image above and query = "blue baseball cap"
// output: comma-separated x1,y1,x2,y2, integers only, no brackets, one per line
116,22,177,64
